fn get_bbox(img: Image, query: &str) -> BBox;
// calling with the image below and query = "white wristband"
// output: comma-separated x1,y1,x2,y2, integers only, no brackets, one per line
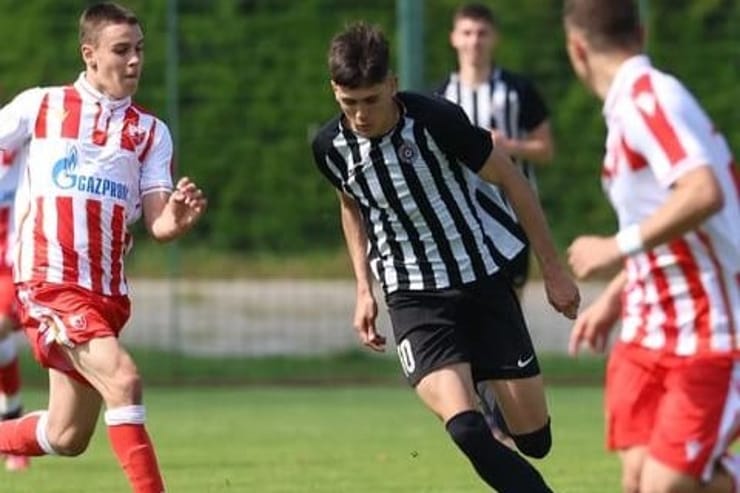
615,224,644,256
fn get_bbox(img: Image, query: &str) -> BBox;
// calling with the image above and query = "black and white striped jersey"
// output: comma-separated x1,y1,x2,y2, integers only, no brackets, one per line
437,68,548,226
312,91,524,294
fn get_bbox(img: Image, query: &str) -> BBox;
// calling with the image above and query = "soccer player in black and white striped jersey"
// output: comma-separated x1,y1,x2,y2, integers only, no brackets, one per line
438,1,556,447
438,3,554,294
312,22,579,493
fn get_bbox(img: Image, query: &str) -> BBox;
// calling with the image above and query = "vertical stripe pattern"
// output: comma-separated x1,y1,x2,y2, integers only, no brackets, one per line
316,111,502,293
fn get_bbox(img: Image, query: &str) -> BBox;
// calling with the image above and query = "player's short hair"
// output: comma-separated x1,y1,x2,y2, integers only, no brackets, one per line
563,0,642,51
328,22,390,88
453,3,499,29
79,2,139,46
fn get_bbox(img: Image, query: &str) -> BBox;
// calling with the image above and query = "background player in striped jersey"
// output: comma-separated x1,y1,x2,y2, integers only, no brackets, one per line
439,2,554,294
0,3,206,492
0,147,29,472
313,22,579,492
564,1,740,492
438,1,556,447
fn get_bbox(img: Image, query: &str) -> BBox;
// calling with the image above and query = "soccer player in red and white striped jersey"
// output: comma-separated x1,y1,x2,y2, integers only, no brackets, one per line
564,1,740,492
0,3,206,491
0,146,28,471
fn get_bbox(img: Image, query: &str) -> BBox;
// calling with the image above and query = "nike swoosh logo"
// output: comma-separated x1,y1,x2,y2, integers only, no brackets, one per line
517,355,535,368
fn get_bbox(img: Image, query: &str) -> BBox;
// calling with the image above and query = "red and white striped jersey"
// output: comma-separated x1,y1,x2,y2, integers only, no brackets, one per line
602,55,740,356
0,74,173,296
0,147,24,269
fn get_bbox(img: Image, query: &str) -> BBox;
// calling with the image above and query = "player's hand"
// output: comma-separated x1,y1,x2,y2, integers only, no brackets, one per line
169,177,207,229
569,294,621,356
542,264,581,320
353,290,385,352
568,235,622,279
491,130,515,155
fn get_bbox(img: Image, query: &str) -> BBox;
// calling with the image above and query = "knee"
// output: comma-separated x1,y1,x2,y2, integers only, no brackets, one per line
46,426,93,457
105,359,143,406
511,419,552,459
446,410,491,451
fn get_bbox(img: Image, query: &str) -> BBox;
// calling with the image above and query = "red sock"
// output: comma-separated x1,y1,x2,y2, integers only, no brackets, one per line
0,412,46,456
107,424,165,493
0,357,21,397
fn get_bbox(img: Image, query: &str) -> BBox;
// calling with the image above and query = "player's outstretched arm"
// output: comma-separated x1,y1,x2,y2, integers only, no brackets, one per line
491,120,554,164
567,166,723,280
143,177,207,242
478,148,580,319
338,191,385,352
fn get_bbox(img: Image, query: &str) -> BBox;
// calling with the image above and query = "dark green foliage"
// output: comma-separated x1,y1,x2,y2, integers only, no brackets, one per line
1,0,737,254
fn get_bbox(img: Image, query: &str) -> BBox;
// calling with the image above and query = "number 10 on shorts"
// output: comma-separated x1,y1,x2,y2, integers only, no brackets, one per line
397,339,416,376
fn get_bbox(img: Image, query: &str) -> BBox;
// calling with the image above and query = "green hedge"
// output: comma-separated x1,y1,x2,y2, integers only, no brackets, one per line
1,0,737,254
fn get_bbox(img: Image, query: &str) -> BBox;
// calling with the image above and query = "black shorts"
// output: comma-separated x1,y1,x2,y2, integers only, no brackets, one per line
503,244,530,289
386,274,540,387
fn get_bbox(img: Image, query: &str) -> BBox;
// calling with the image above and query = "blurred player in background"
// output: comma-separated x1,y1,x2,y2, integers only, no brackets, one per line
0,146,28,472
0,3,206,492
437,1,555,447
313,22,579,492
564,1,740,492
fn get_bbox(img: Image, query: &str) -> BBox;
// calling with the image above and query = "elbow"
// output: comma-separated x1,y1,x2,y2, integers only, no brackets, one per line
695,174,724,219
703,185,724,216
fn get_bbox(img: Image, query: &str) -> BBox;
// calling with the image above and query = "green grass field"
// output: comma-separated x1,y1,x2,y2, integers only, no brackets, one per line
3,385,620,493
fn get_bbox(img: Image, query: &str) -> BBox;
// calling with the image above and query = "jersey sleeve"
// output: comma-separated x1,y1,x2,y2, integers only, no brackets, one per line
0,88,41,153
519,79,549,131
311,124,345,191
140,120,174,196
423,96,493,172
623,73,717,188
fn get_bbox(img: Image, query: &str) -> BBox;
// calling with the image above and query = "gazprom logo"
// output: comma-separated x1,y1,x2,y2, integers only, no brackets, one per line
52,147,79,189
51,147,129,200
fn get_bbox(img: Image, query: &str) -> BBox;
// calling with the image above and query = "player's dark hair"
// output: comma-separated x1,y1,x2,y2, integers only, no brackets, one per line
563,0,642,51
453,3,499,29
79,2,139,45
328,22,390,88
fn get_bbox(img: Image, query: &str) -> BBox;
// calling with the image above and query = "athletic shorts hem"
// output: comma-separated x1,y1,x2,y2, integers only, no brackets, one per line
473,362,541,383
406,356,469,387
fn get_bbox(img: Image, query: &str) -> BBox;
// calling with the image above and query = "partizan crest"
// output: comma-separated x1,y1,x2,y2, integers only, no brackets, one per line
398,140,419,165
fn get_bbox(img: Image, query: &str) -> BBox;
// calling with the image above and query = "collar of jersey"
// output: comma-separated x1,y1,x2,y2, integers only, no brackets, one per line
603,54,651,116
451,67,502,88
74,72,131,112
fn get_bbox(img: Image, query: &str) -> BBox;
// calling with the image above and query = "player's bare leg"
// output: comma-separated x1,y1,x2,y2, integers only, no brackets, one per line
414,362,553,493
62,336,165,493
639,455,736,493
0,368,100,459
619,446,648,493
482,375,552,459
45,369,103,455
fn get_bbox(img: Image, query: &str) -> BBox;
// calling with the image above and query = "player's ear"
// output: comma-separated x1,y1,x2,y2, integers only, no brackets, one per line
565,31,586,66
81,44,97,71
